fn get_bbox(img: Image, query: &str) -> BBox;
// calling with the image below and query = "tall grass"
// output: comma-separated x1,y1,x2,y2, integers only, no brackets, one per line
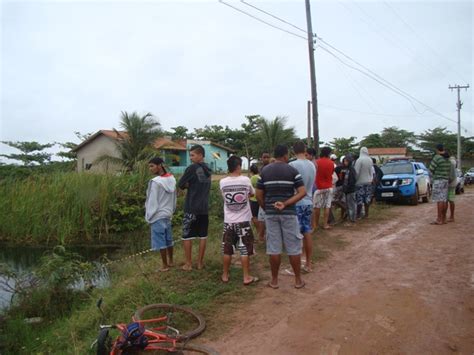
0,171,150,245
0,170,224,246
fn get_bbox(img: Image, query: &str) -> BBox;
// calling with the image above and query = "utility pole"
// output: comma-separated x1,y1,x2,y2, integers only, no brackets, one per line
305,0,319,156
448,84,469,168
307,100,312,146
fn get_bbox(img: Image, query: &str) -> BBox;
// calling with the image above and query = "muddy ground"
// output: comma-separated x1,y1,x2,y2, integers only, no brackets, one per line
210,188,474,354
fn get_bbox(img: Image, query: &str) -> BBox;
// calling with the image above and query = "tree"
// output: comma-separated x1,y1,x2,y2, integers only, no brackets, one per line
380,126,416,148
329,136,358,157
96,111,162,171
257,116,297,154
56,131,93,161
359,133,383,148
166,126,194,140
237,115,265,168
0,141,54,165
417,127,474,159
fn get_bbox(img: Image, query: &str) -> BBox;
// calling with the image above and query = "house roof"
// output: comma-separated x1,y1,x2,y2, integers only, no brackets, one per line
368,147,407,155
72,130,127,152
153,137,187,151
209,141,236,153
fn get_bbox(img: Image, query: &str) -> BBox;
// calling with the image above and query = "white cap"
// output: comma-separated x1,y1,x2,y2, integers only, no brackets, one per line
330,154,337,160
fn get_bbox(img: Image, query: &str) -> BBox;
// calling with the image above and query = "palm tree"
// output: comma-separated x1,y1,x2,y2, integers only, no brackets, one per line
258,116,297,154
96,111,162,171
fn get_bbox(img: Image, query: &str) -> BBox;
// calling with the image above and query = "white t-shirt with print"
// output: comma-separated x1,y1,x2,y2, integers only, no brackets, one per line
219,175,255,224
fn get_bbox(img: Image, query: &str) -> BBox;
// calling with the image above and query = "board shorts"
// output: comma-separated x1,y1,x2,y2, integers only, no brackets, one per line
265,214,302,256
151,218,173,250
432,179,449,202
221,221,254,256
296,205,313,234
356,184,373,205
313,188,333,209
448,186,456,202
182,213,209,240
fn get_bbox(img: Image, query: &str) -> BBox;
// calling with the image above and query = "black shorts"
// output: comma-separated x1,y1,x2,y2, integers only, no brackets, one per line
250,200,259,218
182,213,209,240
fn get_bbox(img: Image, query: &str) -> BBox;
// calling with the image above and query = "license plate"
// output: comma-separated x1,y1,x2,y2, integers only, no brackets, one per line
381,192,394,197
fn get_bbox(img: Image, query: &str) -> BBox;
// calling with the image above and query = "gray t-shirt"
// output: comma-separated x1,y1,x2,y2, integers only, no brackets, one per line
290,158,316,206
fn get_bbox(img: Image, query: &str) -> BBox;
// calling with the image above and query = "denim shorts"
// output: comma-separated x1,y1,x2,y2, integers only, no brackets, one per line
151,218,173,250
296,205,313,234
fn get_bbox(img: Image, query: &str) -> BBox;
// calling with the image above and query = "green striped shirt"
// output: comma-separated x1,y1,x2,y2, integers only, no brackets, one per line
429,154,451,180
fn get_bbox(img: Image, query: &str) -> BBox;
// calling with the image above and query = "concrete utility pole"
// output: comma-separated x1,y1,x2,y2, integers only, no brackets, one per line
307,100,312,146
305,0,319,156
448,84,469,168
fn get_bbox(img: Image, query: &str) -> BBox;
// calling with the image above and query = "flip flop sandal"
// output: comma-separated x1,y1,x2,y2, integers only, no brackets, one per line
295,281,306,289
243,276,259,286
267,282,279,289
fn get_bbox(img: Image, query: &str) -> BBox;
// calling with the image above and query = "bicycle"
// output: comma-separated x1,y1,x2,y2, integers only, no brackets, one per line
92,299,218,354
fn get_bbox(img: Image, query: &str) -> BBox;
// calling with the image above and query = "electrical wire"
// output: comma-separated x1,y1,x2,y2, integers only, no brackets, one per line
218,0,468,130
218,0,307,41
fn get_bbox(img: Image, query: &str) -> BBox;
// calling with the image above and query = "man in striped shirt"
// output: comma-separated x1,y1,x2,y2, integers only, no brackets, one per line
256,145,307,289
429,144,451,225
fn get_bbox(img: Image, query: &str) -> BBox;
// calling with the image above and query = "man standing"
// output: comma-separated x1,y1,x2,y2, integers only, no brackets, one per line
256,145,306,289
447,154,457,222
219,156,258,285
429,144,451,225
145,157,177,271
178,145,212,270
289,141,316,272
313,147,335,230
354,147,374,219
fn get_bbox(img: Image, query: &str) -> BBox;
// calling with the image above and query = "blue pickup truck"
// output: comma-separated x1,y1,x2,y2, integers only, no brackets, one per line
375,160,432,205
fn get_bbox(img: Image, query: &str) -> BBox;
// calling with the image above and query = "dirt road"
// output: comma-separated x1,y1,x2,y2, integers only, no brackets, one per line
210,189,474,354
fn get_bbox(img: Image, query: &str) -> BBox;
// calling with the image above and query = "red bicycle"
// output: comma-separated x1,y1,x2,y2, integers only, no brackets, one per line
93,299,218,354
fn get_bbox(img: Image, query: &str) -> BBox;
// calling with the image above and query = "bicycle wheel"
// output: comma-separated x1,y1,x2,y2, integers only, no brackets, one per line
96,328,112,355
133,304,206,341
174,343,219,355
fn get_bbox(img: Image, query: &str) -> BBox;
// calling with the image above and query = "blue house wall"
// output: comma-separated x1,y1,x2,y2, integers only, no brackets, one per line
168,141,232,175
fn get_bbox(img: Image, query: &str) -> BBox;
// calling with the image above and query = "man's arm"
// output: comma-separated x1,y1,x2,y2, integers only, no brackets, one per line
256,188,265,209
274,186,306,211
177,165,194,190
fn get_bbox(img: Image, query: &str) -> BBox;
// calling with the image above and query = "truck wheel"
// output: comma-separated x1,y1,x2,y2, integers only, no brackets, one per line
410,187,419,206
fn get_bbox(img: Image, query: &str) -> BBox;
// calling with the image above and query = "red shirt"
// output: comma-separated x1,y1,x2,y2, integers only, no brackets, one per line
315,157,334,189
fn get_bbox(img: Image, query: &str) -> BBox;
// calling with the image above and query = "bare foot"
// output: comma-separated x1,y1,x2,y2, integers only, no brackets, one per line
181,264,193,271
221,274,229,283
168,261,174,267
322,225,332,230
197,263,205,270
447,218,454,223
159,267,170,272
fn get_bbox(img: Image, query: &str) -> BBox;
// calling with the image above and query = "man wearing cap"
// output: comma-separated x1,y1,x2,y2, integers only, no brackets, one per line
429,144,451,225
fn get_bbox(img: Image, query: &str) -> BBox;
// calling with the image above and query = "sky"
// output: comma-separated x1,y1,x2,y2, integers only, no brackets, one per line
0,0,472,161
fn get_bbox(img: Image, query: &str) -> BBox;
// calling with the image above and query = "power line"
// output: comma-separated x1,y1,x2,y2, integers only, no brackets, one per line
218,1,469,131
240,0,307,34
382,1,470,85
218,0,307,41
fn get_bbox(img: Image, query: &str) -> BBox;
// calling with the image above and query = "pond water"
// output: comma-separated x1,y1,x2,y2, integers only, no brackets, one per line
0,245,117,311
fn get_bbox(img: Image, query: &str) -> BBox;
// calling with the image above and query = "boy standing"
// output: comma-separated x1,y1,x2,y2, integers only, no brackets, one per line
313,147,335,230
219,156,258,285
178,145,212,270
145,157,177,271
289,141,316,273
429,144,451,225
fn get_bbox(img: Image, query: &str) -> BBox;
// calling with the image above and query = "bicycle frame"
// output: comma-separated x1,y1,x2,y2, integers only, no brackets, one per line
102,315,184,354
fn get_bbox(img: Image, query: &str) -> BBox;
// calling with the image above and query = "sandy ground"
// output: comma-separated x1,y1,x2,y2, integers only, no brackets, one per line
210,188,474,354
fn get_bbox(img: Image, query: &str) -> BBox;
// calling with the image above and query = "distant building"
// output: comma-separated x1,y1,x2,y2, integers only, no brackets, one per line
72,130,235,174
368,147,408,164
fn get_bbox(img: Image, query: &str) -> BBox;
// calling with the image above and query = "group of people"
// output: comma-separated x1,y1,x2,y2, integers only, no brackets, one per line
144,142,385,289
